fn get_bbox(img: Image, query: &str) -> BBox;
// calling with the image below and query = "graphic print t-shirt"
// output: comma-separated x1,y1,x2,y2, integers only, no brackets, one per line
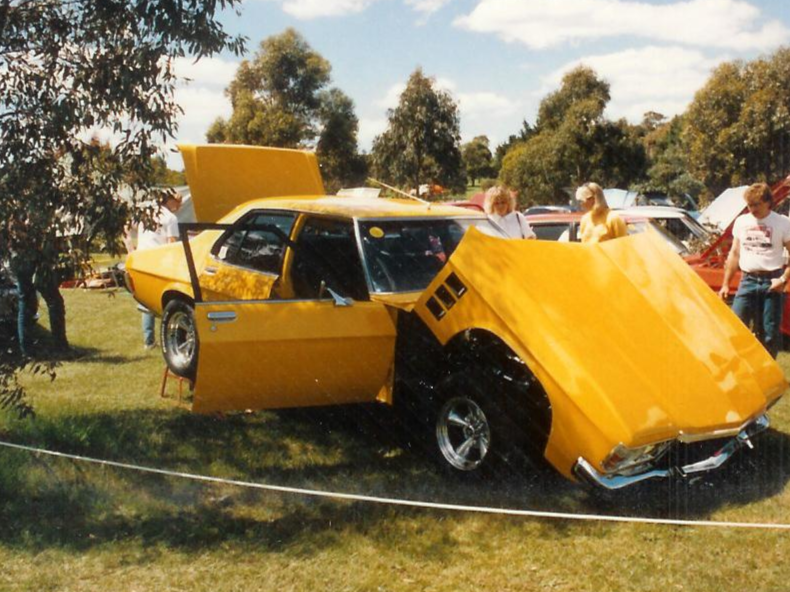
733,210,790,272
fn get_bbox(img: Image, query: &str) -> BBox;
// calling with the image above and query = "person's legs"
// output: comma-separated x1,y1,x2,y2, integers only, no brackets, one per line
731,275,759,331
10,258,36,356
36,269,68,350
142,311,156,348
762,287,785,358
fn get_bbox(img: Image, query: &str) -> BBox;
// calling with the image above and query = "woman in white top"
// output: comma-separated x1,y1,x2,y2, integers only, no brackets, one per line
483,185,536,239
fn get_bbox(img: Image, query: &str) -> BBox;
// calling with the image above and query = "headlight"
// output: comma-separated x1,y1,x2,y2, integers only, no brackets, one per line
601,441,671,476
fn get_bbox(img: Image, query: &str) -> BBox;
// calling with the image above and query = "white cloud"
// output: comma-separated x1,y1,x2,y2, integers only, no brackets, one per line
375,82,407,109
358,116,389,150
456,0,790,51
543,46,723,122
262,0,378,19
405,0,453,13
172,56,239,88
261,0,452,19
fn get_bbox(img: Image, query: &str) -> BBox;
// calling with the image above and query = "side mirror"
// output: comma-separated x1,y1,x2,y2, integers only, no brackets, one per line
325,283,353,307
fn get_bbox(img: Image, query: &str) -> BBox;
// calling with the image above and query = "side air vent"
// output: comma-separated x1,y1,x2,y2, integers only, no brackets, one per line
445,272,466,297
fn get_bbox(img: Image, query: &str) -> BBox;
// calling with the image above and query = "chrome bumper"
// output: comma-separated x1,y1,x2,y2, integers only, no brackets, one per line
573,414,770,490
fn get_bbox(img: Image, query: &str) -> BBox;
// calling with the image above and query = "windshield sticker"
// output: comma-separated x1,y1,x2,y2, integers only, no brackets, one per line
369,227,385,239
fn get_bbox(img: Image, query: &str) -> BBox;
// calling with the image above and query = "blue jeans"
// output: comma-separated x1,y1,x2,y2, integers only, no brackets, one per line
142,310,156,347
11,256,67,355
732,274,785,358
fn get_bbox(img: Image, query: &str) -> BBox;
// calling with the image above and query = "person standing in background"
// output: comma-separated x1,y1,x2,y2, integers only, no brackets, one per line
575,182,627,244
125,192,182,350
484,185,536,239
719,182,790,358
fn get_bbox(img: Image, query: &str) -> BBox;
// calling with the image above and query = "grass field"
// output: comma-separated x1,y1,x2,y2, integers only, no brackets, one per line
1,288,790,591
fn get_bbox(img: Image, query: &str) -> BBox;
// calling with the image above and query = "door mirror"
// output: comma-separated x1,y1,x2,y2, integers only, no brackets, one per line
326,285,353,307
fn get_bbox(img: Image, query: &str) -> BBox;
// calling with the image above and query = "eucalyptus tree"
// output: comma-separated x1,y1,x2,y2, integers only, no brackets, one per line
207,28,364,189
0,0,243,410
371,68,465,194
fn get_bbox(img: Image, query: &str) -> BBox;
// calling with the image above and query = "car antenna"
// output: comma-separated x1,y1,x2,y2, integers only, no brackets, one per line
367,177,431,209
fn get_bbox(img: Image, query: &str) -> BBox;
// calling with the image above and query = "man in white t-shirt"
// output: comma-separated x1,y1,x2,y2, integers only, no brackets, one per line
125,193,182,349
720,182,790,357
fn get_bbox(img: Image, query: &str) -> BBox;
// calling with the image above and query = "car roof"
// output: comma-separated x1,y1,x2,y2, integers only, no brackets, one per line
617,206,692,218
524,212,649,223
222,195,487,221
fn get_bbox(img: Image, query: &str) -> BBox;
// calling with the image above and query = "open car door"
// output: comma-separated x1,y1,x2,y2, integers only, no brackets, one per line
180,219,397,414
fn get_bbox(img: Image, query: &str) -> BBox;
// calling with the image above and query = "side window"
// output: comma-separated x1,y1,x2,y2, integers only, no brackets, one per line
214,212,295,275
290,217,368,301
532,223,572,242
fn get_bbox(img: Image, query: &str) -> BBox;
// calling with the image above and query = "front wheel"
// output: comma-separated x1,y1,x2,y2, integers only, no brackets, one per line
161,299,198,379
435,395,492,471
431,372,520,475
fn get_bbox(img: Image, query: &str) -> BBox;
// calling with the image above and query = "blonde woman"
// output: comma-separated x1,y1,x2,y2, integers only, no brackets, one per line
575,182,626,243
484,186,535,239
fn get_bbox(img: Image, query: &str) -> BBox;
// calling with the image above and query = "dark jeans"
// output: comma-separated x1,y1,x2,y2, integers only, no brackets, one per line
732,274,784,358
11,257,67,355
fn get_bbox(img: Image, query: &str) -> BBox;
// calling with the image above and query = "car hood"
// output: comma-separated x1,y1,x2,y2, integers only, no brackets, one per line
415,228,786,452
697,186,749,231
179,144,325,223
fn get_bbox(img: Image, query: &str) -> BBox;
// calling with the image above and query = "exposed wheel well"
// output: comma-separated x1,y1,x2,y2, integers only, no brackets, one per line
445,329,553,456
392,313,553,459
161,290,193,311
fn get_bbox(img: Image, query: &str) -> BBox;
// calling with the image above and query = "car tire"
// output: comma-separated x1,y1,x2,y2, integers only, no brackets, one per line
161,298,198,380
431,371,520,476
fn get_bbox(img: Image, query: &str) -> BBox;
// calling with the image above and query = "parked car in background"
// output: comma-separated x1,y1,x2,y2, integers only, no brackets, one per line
446,192,486,212
125,144,786,490
604,189,700,217
696,186,749,232
523,205,571,216
617,206,711,250
524,211,689,255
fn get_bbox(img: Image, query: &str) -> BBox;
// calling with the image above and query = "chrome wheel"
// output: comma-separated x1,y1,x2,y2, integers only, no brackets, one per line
436,396,491,471
164,310,195,367
161,298,198,379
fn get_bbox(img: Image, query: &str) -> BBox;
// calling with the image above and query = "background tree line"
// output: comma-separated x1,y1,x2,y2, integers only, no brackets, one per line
213,30,790,208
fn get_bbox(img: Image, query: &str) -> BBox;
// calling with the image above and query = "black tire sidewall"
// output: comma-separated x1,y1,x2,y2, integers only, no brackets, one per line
431,371,518,476
161,299,198,379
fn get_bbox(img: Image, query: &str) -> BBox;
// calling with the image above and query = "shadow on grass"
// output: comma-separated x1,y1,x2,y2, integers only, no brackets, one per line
0,404,788,552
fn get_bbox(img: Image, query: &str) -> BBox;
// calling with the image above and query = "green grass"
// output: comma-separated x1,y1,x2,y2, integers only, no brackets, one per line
2,289,790,591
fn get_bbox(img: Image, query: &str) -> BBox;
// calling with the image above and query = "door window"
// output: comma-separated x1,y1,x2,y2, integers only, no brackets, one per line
290,217,369,301
214,212,296,275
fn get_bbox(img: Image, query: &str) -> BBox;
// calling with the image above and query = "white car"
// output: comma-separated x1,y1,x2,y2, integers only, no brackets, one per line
617,206,711,249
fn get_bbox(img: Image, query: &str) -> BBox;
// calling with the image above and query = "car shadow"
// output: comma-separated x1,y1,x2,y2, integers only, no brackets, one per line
1,404,788,551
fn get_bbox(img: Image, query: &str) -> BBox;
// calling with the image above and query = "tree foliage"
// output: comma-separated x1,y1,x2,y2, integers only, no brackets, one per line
685,48,790,197
0,0,243,410
371,68,465,194
499,66,646,204
316,88,366,192
207,28,364,190
461,135,494,185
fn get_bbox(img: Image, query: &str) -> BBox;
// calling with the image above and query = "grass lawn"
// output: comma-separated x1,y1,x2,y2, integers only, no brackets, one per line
2,289,790,591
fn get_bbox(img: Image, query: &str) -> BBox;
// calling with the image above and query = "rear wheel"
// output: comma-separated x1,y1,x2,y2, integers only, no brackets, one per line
161,299,198,379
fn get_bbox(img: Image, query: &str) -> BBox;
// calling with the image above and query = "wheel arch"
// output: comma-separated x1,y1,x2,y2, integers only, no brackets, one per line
442,328,553,459
161,289,194,311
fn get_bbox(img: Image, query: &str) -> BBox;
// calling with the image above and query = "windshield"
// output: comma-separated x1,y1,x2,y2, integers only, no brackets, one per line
641,220,688,255
358,218,502,293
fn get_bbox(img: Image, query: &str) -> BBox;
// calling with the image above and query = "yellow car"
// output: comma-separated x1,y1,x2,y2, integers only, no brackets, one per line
125,144,787,490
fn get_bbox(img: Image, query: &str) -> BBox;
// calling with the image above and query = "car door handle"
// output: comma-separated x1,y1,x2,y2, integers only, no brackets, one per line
204,266,218,276
207,311,237,323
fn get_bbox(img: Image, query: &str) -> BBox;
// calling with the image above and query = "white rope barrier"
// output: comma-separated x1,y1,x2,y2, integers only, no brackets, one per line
1,439,788,530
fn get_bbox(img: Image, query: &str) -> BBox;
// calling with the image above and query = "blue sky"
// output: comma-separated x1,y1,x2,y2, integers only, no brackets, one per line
165,0,790,169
